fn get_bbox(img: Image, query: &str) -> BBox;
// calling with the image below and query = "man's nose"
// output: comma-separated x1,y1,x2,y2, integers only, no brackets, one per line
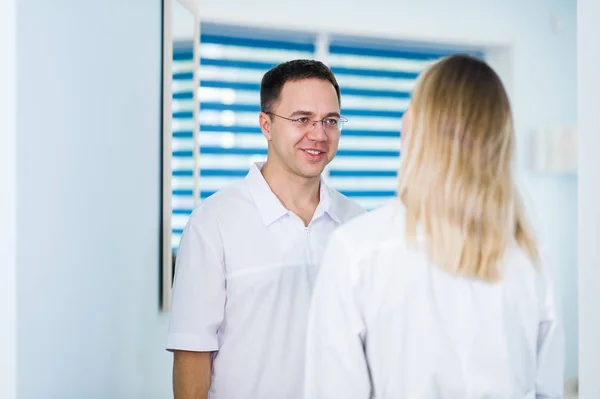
307,121,328,141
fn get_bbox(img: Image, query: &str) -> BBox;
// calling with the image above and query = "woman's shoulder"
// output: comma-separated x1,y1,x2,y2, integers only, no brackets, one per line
331,199,406,255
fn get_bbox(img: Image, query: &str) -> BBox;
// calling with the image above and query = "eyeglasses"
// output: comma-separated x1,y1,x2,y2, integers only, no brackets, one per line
266,112,347,133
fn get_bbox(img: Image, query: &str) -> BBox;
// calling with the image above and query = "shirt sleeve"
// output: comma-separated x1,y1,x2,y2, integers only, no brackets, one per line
166,204,225,352
535,253,566,398
304,230,372,399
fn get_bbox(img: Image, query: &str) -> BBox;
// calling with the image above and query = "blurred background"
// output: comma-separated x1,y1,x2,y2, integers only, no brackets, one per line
2,0,596,398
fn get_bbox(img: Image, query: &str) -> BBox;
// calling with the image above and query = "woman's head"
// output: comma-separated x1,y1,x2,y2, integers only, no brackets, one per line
398,54,538,281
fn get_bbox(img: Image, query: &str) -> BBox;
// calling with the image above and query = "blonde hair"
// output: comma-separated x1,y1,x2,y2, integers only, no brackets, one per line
398,54,539,282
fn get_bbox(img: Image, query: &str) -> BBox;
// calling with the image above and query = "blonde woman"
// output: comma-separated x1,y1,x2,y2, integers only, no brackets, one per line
304,54,564,398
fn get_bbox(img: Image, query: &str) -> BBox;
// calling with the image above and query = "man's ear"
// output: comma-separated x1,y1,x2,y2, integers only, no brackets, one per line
259,112,272,141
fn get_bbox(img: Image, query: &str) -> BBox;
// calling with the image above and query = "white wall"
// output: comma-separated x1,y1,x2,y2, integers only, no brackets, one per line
16,1,172,398
175,0,579,377
578,0,600,396
0,0,17,397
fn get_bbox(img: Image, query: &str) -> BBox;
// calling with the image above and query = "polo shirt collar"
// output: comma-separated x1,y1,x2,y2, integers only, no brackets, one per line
245,162,340,226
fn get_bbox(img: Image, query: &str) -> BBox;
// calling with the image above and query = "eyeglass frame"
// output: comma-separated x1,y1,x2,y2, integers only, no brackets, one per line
265,112,348,133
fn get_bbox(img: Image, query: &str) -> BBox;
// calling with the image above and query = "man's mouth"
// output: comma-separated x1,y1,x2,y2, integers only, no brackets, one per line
304,149,322,155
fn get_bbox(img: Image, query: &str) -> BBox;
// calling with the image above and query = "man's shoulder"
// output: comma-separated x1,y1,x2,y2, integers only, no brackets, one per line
188,179,252,223
327,188,367,223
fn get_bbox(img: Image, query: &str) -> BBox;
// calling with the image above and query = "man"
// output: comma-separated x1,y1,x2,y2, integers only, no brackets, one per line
166,59,365,399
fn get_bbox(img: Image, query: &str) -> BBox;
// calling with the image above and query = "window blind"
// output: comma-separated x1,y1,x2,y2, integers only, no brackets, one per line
325,38,481,210
170,26,483,251
170,25,317,250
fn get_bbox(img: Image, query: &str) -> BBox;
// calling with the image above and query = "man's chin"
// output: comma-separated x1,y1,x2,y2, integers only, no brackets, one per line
297,165,326,179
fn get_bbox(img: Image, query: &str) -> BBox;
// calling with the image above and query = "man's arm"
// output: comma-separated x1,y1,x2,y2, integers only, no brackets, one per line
173,350,212,399
166,204,226,398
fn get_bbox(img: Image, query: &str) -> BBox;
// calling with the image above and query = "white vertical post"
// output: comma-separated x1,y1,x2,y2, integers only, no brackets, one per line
0,0,17,396
161,0,174,312
315,32,330,65
578,0,600,397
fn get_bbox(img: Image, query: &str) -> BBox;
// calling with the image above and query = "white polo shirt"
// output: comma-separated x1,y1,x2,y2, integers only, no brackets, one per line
167,162,365,399
305,199,565,399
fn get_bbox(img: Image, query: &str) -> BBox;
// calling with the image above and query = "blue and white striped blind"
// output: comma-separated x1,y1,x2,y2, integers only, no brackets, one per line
170,26,482,250
325,39,446,210
171,26,317,249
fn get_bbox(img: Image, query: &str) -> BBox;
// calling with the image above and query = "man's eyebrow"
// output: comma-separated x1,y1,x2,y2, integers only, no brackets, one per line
288,110,341,118
289,110,314,117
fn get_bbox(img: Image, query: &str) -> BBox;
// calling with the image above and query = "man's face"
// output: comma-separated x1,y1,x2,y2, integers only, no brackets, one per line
259,78,341,179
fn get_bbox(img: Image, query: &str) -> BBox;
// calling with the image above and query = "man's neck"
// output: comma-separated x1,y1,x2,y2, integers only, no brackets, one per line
261,161,321,225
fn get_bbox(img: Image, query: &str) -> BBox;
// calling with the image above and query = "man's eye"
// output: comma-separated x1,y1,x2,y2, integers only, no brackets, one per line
295,117,310,123
324,119,339,126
